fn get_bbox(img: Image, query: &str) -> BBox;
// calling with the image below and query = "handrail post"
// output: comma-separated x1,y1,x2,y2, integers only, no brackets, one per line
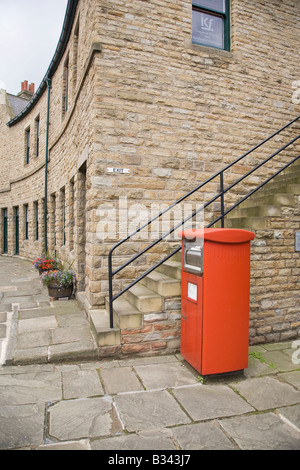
220,171,225,228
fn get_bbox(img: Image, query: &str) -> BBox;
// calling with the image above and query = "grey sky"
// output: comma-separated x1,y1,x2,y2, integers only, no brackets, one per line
0,0,68,95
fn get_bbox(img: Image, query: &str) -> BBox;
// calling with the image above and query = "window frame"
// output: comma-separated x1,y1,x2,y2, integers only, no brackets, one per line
14,206,19,255
25,127,30,164
34,201,39,241
24,204,29,240
35,115,40,157
192,0,230,52
2,208,8,254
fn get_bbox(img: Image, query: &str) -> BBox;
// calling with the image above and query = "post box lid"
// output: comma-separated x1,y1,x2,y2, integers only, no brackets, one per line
178,228,255,244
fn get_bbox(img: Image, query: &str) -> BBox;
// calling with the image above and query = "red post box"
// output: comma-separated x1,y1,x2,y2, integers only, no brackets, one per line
179,228,255,376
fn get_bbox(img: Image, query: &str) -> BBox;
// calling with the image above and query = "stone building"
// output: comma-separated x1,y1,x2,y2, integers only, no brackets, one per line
0,0,299,357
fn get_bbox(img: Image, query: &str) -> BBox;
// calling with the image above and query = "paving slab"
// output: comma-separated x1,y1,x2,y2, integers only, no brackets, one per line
0,371,62,405
18,316,58,333
51,325,93,344
48,340,98,362
62,369,104,399
172,384,254,421
277,404,300,432
219,412,300,450
4,296,34,304
91,429,176,450
48,396,122,441
260,349,299,372
278,370,300,390
0,312,7,322
18,307,57,319
38,439,91,450
56,312,89,327
15,331,51,349
0,303,12,312
13,346,49,365
0,286,17,293
0,324,6,339
170,421,237,450
114,390,191,432
232,376,300,410
134,362,198,389
244,355,277,377
100,366,144,394
0,403,45,450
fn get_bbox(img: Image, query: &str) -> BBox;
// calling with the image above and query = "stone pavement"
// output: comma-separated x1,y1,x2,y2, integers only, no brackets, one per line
0,256,98,366
0,256,300,451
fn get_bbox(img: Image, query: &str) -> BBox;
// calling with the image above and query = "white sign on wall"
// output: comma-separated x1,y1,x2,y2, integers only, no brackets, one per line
107,168,130,174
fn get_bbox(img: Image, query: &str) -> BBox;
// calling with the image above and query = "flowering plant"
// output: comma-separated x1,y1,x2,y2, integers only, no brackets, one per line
40,269,76,288
33,255,59,272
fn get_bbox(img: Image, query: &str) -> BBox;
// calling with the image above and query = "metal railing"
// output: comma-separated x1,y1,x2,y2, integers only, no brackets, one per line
108,115,300,327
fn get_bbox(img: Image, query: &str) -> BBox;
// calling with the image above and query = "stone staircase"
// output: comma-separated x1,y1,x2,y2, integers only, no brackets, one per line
87,162,300,351
88,252,182,349
224,164,300,230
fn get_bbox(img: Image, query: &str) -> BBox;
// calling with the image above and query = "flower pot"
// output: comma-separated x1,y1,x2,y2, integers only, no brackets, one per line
47,281,73,300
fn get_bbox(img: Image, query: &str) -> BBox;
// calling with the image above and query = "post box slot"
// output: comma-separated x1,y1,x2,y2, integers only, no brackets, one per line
186,247,202,267
183,239,203,274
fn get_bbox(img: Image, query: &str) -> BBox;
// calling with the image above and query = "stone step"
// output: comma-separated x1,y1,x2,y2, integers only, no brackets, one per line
225,216,270,230
283,163,300,175
87,308,121,347
271,172,300,185
105,296,143,329
124,283,162,313
231,204,282,218
156,260,182,280
239,193,295,209
284,183,300,195
258,181,300,196
140,271,181,297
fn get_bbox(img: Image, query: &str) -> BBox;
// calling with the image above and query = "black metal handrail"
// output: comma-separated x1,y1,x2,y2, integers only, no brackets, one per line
108,115,300,327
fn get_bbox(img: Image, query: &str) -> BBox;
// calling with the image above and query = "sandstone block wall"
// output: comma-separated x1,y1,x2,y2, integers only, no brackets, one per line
0,0,299,350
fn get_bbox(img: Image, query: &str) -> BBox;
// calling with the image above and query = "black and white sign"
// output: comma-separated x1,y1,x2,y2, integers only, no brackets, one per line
107,168,130,174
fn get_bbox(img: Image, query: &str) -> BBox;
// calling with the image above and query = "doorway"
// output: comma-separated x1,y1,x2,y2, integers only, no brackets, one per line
14,207,19,255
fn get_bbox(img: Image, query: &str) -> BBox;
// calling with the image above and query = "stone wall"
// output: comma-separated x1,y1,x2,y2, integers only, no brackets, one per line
0,0,299,350
250,199,300,344
90,0,300,306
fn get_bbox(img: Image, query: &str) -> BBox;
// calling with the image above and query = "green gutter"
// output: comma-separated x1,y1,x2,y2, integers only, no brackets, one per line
44,77,51,254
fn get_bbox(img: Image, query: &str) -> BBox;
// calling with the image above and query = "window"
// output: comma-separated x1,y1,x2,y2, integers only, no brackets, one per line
60,187,66,246
14,207,19,255
50,193,57,250
69,179,75,250
25,128,30,164
24,204,29,240
192,0,230,51
35,116,40,157
2,209,8,254
34,201,39,241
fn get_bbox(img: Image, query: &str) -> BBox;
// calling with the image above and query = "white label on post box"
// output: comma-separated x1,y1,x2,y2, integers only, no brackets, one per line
188,283,197,301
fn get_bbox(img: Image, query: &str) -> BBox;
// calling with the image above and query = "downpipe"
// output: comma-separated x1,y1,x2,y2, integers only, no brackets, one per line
44,77,51,254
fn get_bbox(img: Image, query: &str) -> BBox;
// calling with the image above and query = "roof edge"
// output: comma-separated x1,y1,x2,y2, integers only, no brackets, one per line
7,0,79,127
